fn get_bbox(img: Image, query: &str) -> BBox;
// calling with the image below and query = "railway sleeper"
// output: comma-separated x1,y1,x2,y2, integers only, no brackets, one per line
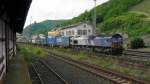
48,54,138,84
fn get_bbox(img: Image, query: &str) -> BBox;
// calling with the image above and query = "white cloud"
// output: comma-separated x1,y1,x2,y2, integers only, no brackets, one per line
24,0,109,27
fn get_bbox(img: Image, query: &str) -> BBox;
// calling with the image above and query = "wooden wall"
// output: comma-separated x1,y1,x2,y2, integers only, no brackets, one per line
0,12,16,83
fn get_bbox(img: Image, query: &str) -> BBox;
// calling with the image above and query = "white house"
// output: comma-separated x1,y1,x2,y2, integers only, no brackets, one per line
60,22,95,37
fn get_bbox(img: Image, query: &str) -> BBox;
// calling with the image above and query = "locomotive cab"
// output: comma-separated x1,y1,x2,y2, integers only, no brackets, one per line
111,34,123,54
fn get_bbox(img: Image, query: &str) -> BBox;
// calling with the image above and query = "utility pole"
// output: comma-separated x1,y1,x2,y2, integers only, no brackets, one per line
93,0,97,35
29,16,32,44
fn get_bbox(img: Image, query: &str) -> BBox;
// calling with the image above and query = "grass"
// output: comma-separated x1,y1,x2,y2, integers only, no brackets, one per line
48,47,150,82
17,45,47,65
130,0,150,17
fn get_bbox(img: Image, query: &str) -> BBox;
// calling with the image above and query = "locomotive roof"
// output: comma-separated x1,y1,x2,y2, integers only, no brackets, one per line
112,34,123,38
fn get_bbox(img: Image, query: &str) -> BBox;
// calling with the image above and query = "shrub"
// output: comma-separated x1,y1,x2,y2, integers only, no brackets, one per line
130,37,145,49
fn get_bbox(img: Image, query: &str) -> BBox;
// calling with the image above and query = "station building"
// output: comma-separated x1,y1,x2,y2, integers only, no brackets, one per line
0,0,31,83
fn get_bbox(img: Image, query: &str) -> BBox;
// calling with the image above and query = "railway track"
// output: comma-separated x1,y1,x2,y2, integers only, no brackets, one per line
26,44,149,84
82,50,149,71
22,44,149,84
88,49,150,70
46,50,149,84
30,60,69,84
123,50,150,61
29,64,44,84
38,45,150,71
124,50,150,57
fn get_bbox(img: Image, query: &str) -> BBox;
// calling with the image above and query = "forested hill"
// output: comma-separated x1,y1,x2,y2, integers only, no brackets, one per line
130,0,150,17
62,0,143,26
23,20,66,38
61,0,150,38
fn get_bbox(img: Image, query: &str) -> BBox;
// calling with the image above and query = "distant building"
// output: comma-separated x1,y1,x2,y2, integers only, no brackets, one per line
31,34,47,44
60,22,95,37
31,35,38,43
48,29,61,37
16,34,28,43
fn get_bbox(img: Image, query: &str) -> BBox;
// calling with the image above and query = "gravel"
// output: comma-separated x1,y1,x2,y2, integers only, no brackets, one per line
29,66,42,84
45,55,114,84
34,61,64,84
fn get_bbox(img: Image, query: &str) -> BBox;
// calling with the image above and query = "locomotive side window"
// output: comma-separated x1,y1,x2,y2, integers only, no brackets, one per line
106,39,111,42
73,40,78,44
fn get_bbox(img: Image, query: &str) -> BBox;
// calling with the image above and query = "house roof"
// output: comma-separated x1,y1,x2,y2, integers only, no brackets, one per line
2,0,32,33
60,21,94,30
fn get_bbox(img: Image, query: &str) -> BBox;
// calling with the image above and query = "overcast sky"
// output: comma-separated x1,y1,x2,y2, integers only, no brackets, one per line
24,0,109,27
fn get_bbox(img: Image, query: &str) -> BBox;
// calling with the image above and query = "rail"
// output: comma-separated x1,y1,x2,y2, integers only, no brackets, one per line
32,60,69,84
31,64,45,84
46,50,149,84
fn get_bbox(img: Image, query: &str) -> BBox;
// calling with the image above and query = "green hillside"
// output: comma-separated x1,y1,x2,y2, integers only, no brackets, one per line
23,20,66,38
130,0,150,17
61,0,143,26
60,0,150,38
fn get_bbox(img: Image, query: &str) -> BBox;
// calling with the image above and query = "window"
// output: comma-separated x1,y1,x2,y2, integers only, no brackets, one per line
61,32,64,35
66,31,68,35
83,30,87,35
77,30,82,35
72,30,74,35
69,31,71,35
67,31,68,35
67,31,69,35
84,24,86,28
88,30,91,35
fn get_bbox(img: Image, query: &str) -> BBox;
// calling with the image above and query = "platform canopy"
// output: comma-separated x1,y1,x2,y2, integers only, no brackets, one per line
1,0,32,33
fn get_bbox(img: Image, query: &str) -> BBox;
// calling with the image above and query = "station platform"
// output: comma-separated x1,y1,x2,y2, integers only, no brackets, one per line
4,54,32,84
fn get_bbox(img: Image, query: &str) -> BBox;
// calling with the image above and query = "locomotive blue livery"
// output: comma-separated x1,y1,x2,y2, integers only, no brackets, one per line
93,37,112,48
56,36,70,47
47,36,56,47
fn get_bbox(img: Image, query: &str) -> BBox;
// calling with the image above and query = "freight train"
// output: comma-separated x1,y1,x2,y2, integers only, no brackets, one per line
33,34,123,54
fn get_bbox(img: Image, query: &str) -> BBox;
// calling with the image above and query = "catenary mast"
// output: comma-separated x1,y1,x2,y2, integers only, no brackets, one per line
93,0,97,35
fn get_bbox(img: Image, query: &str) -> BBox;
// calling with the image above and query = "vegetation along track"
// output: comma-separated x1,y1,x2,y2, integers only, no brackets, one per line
31,60,69,84
123,50,150,61
76,48,150,69
42,45,150,63
46,50,149,84
92,51,150,70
